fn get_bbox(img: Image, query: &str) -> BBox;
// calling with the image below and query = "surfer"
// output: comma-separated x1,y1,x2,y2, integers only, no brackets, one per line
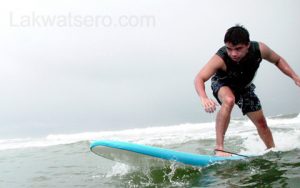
194,25,300,156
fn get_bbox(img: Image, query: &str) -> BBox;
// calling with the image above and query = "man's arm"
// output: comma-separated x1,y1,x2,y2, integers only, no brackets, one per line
194,54,225,113
259,42,300,86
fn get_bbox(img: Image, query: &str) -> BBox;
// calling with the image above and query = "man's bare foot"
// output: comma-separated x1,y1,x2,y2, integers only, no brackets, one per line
214,149,232,157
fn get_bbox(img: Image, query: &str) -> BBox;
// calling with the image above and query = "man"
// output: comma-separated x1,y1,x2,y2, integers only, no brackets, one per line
194,25,300,156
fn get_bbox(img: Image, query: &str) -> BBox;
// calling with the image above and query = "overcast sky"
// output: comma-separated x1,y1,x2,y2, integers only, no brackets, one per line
0,0,299,138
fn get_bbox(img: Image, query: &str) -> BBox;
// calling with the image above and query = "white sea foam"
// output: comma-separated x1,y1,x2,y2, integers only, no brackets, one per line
105,163,131,177
0,114,299,152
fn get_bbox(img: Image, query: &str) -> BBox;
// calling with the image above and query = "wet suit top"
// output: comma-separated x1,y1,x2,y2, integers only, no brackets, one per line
212,41,262,92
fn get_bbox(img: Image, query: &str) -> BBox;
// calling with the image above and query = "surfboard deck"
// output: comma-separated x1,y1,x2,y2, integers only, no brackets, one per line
90,140,247,167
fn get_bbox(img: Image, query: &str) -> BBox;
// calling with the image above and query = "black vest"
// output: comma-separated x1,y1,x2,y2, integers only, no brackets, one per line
212,41,262,90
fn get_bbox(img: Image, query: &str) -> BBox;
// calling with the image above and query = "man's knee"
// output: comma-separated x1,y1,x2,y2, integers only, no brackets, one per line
222,96,235,108
255,118,269,130
247,111,269,130
218,87,235,108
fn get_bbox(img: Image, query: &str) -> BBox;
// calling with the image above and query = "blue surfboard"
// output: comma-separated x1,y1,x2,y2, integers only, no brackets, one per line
90,140,247,167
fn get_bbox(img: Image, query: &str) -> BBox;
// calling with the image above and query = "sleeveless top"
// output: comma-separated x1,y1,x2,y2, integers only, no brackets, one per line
212,41,262,91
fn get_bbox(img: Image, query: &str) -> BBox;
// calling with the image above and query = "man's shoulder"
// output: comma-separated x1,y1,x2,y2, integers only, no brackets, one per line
249,41,262,57
216,45,227,59
250,41,259,48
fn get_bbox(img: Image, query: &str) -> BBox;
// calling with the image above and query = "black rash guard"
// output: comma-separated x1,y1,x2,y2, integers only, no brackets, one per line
212,41,262,92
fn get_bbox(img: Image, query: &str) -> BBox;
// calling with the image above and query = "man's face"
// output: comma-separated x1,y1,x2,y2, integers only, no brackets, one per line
225,42,250,62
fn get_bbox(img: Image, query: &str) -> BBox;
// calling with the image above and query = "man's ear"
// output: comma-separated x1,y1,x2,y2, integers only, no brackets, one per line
246,42,250,48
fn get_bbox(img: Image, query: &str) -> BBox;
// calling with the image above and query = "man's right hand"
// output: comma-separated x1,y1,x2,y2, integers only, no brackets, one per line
201,98,218,113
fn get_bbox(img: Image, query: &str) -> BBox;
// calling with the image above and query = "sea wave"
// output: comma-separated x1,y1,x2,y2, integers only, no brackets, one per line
0,113,299,151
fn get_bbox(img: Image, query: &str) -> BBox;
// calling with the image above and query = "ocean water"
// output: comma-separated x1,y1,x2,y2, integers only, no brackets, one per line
1,113,300,187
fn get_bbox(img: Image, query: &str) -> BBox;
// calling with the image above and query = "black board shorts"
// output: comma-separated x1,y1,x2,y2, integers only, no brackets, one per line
211,79,262,115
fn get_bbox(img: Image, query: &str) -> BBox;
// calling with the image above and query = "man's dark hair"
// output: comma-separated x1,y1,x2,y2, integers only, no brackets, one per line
224,25,250,45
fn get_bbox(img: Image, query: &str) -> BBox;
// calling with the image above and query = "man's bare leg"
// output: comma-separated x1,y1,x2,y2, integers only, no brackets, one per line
246,110,275,148
215,86,235,156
